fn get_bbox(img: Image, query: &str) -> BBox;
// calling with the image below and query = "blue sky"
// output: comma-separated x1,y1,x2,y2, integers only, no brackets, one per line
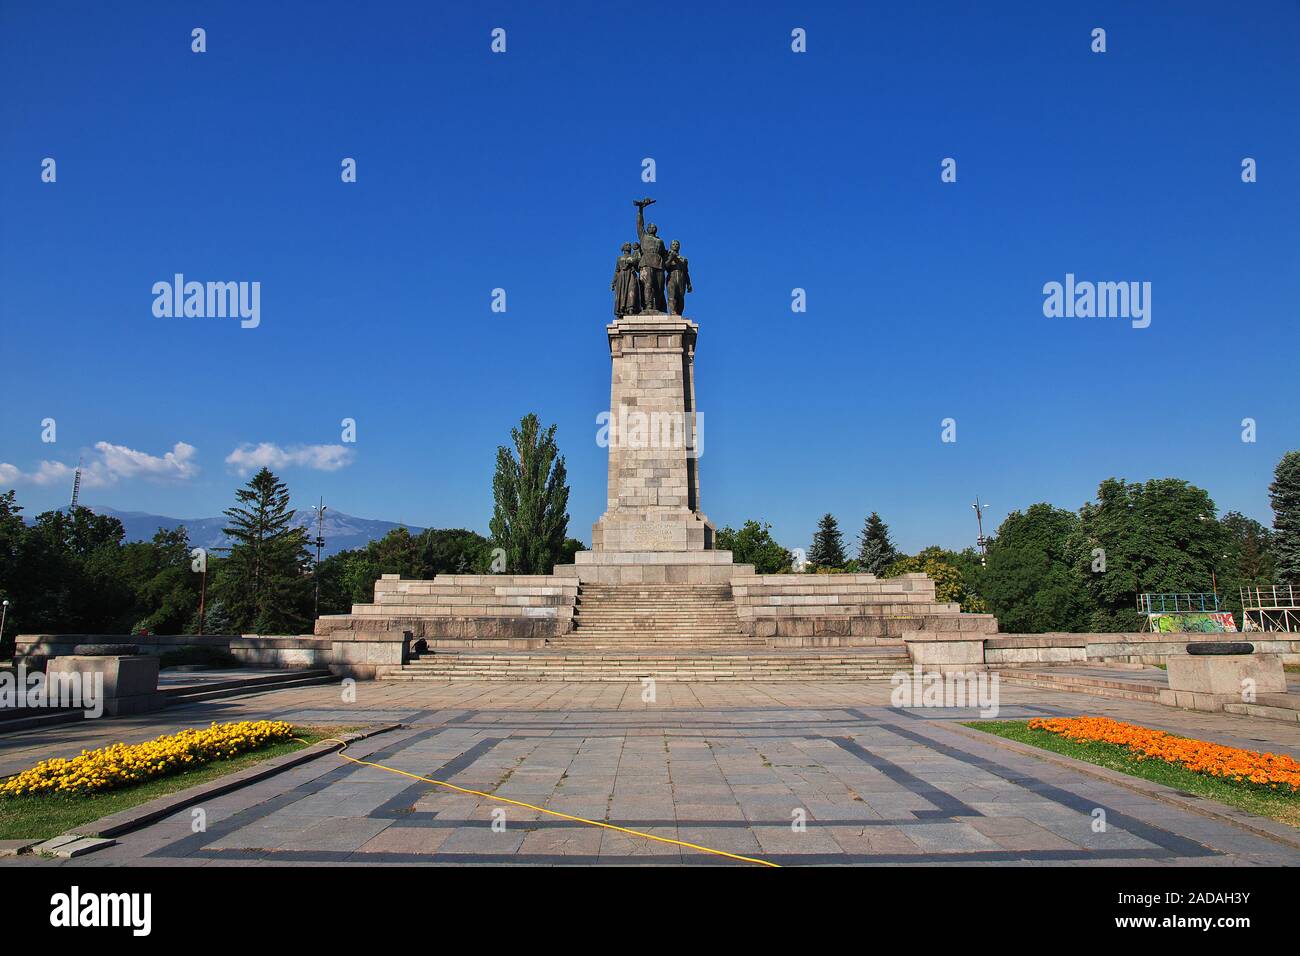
1,1,1297,555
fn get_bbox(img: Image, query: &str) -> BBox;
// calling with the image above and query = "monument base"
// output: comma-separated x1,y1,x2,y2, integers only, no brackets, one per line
555,549,745,585
590,509,715,553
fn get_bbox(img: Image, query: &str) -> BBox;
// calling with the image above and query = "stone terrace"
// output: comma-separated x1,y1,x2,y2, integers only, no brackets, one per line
735,572,999,646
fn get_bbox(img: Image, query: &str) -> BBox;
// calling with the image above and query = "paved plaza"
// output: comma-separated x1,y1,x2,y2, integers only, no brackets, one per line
2,679,1297,866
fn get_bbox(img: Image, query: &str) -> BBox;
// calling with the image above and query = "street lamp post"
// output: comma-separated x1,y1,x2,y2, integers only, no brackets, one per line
1,599,9,658
197,561,208,636
311,498,327,621
972,497,991,566
197,546,230,635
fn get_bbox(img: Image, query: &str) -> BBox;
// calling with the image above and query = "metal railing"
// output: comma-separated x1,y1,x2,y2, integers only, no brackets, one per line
1136,592,1220,614
1240,584,1300,611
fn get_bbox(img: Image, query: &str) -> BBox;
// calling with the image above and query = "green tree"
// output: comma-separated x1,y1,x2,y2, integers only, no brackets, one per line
315,549,379,611
1216,511,1275,622
856,512,898,575
16,506,134,635
0,490,25,655
365,526,423,577
1075,478,1227,632
558,537,586,568
119,526,201,634
214,468,311,633
489,414,571,574
1270,451,1300,583
188,595,234,635
715,520,793,573
884,546,989,613
983,504,1091,632
808,513,846,569
315,527,503,614
417,528,494,577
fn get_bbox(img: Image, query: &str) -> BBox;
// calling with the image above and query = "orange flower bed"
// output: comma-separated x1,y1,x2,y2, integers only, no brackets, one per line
1027,716,1300,794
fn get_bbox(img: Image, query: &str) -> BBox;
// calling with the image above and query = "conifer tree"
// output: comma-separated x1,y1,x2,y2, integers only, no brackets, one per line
217,468,310,633
1270,451,1300,582
808,513,846,569
856,512,898,575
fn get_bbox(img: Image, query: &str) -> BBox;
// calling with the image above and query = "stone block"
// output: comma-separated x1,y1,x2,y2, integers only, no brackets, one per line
45,655,164,716
902,631,987,672
1166,652,1285,697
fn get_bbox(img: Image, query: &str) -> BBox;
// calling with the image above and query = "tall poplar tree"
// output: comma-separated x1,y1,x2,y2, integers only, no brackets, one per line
489,414,571,574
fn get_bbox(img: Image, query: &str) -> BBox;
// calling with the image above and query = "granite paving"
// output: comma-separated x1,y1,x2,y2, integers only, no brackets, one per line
2,678,1297,866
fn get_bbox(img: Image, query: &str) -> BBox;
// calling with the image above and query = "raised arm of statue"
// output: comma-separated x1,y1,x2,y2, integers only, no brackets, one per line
634,197,656,244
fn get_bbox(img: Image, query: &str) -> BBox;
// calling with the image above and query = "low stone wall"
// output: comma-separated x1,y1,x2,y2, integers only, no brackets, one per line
16,634,240,666
985,632,1300,667
229,636,332,669
16,633,333,671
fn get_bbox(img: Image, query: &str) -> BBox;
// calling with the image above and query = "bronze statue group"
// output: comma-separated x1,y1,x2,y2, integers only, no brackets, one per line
612,197,692,316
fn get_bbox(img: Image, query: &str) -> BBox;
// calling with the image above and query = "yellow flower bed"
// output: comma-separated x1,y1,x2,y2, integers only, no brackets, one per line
1028,716,1300,794
0,720,296,798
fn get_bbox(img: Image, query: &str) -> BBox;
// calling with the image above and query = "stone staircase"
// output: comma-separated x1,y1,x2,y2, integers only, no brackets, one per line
379,582,912,681
383,649,910,682
563,583,760,649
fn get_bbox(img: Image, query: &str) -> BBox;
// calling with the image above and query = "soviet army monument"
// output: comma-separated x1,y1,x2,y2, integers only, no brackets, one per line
316,199,997,679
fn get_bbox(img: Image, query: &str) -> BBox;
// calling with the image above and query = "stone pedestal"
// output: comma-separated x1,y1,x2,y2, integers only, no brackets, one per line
591,314,714,553
45,655,163,716
328,629,411,680
902,631,989,674
1162,650,1285,711
558,548,746,585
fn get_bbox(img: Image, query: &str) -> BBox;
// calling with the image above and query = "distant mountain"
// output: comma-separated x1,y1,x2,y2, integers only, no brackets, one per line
87,506,424,557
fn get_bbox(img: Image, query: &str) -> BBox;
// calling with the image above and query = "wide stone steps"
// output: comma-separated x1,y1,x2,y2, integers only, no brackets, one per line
993,667,1163,702
383,654,908,681
574,612,741,619
574,609,740,614
558,635,763,643
569,625,750,632
574,610,740,617
575,606,738,612
571,584,746,649
554,644,768,651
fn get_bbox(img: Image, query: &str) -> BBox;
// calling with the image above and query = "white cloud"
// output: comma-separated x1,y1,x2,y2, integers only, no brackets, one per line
225,442,354,476
0,441,199,489
94,441,198,481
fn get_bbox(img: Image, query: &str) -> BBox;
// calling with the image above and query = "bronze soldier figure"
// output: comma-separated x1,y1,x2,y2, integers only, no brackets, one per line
665,239,691,315
611,242,639,316
629,242,643,314
634,197,666,313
